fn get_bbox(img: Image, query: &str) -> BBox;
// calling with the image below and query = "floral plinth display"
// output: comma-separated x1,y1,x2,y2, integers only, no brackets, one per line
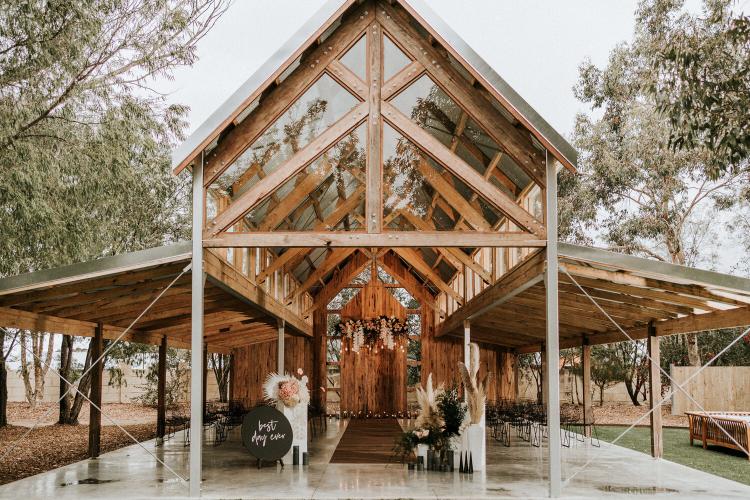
459,343,488,471
263,368,310,464
461,414,485,471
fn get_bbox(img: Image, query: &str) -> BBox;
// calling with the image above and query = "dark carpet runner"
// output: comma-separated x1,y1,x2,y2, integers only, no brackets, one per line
329,418,407,464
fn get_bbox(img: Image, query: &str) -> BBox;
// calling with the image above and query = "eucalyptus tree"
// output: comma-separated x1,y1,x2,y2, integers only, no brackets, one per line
0,0,226,424
562,0,749,366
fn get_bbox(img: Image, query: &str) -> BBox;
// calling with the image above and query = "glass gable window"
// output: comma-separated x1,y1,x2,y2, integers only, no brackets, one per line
383,35,410,81
242,124,366,231
207,74,360,221
340,36,366,81
382,124,503,231
389,75,531,198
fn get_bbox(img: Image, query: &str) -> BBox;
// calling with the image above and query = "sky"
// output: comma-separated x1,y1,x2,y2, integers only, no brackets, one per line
153,0,646,140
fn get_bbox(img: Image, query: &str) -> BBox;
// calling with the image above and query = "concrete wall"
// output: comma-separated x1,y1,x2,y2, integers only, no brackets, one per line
6,363,220,404
670,365,750,415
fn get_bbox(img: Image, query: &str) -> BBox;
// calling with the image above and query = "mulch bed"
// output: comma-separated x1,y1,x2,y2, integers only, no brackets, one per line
561,402,688,427
7,402,157,426
0,423,156,485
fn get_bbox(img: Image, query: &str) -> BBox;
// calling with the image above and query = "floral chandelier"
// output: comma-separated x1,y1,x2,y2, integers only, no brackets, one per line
335,315,409,353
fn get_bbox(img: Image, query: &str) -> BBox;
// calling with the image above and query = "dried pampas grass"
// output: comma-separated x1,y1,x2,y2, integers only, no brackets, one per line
459,343,490,424
415,373,444,430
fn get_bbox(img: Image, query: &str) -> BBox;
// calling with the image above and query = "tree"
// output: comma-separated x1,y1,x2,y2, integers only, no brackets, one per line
209,353,230,403
18,330,54,407
134,348,190,410
643,0,750,177
1,327,20,427
0,0,226,422
613,341,649,406
518,353,543,404
566,3,749,365
589,345,622,406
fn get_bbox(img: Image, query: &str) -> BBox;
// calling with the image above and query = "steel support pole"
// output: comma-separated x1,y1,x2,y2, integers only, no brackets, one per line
545,154,561,497
463,319,471,367
190,156,204,498
278,319,285,374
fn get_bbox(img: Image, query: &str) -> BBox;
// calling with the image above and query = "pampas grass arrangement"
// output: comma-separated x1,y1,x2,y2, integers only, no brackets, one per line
459,343,490,424
415,373,444,430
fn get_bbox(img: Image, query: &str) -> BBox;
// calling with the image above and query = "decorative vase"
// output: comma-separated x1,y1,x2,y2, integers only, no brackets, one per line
464,423,485,471
281,402,307,464
416,443,428,465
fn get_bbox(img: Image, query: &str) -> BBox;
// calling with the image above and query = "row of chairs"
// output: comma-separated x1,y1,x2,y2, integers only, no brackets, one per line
486,400,599,448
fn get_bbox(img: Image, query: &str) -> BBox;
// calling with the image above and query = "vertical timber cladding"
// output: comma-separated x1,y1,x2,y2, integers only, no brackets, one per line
230,336,313,407
421,309,515,401
339,281,408,414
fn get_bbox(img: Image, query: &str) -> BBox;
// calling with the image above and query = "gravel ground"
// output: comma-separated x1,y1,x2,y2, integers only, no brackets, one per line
590,402,688,427
7,402,157,427
0,423,156,485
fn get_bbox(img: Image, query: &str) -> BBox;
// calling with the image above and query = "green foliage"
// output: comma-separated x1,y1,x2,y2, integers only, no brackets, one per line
436,385,466,438
564,0,748,267
133,348,190,410
0,0,227,277
644,0,750,177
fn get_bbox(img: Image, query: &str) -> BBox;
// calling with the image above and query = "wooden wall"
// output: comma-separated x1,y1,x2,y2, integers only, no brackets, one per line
230,335,313,407
339,282,407,414
421,309,516,401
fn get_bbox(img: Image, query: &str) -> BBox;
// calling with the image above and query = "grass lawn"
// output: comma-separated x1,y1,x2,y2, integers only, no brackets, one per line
595,425,750,486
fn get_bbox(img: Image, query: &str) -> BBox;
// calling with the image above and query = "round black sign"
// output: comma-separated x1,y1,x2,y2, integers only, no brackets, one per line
241,405,293,461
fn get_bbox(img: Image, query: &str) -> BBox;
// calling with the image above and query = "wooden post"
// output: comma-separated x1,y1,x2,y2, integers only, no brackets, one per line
278,319,285,373
157,336,167,444
463,319,471,367
202,343,208,414
648,321,663,458
88,323,103,458
582,339,592,437
59,334,72,424
228,353,234,403
513,353,520,402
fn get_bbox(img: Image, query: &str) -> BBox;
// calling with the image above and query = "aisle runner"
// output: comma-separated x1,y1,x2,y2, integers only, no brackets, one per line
329,418,406,463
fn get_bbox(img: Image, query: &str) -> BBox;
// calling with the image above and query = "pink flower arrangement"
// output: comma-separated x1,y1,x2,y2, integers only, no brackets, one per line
278,379,300,406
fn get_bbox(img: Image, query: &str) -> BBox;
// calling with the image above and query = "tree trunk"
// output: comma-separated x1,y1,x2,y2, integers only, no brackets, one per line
66,342,94,425
686,332,701,366
624,379,641,406
59,335,73,424
0,361,7,427
599,385,605,406
19,330,34,407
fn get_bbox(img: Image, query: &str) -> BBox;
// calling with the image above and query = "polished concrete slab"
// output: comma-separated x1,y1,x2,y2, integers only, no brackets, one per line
1,419,748,499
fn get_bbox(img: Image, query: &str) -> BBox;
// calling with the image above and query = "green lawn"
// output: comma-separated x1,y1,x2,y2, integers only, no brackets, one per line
594,425,750,486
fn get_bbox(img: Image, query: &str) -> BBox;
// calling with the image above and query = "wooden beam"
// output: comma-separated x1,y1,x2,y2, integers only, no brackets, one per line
377,4,547,186
206,102,368,236
648,322,663,458
199,3,372,183
289,248,356,302
437,250,546,337
392,247,463,304
204,231,545,248
382,101,545,236
366,21,382,233
327,59,368,100
203,249,311,336
307,250,370,316
88,322,103,458
381,60,424,100
377,251,439,313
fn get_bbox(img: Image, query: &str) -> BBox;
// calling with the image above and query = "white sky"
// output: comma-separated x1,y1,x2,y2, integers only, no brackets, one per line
154,0,648,139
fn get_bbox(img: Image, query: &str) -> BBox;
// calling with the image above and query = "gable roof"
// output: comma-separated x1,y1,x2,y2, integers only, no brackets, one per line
171,0,577,175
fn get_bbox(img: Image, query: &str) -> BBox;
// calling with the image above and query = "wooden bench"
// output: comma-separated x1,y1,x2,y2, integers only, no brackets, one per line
686,411,750,459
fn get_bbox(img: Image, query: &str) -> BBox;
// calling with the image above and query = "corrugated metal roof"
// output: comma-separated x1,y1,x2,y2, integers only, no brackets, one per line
171,0,577,174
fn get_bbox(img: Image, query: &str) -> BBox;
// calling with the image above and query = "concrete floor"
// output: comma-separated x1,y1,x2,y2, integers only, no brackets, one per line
1,419,749,499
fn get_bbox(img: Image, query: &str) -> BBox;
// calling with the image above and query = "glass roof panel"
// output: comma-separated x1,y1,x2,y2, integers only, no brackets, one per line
242,124,366,231
340,36,366,81
207,74,359,221
383,35,410,82
389,74,531,197
382,124,503,231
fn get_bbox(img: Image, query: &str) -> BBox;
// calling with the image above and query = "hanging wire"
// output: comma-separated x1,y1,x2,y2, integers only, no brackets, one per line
559,264,750,486
2,336,188,483
0,262,192,483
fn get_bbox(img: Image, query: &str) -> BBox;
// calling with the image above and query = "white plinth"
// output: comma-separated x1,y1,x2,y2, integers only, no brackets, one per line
460,415,486,471
280,403,307,464
416,443,428,464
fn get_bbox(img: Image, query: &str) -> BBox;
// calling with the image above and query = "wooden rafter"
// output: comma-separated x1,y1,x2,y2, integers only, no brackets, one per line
287,248,357,302
392,247,462,304
383,101,545,236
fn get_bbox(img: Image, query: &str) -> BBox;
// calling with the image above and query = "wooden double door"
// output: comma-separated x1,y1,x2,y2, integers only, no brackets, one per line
339,282,407,415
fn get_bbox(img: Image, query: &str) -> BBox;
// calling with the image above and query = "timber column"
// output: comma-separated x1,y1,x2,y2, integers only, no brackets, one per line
88,322,104,458
648,321,663,458
157,335,167,444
